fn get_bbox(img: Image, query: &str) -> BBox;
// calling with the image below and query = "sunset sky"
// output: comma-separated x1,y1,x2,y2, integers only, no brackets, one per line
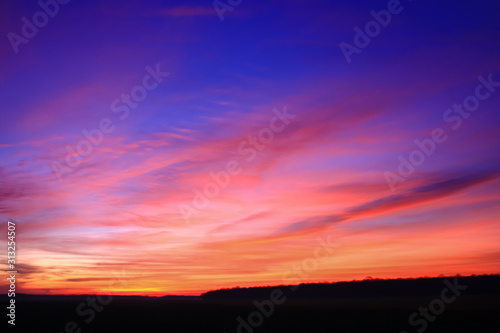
1,0,500,296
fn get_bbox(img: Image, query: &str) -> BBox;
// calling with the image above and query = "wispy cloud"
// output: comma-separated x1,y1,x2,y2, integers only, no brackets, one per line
277,168,500,236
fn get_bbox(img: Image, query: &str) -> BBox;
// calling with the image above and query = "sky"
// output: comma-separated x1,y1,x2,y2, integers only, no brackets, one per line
1,0,500,296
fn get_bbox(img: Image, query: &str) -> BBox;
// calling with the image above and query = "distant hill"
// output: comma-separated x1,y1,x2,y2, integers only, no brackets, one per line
201,274,500,300
5,276,500,332
4,275,499,300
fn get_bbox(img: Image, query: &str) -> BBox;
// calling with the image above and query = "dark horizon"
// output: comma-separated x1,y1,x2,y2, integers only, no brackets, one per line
4,274,499,298
7,274,500,332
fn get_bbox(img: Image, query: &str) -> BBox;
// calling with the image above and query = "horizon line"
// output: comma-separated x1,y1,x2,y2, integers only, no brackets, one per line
6,273,499,298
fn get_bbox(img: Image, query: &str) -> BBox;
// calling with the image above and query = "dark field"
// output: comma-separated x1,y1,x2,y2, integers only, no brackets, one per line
10,295,500,333
5,276,500,333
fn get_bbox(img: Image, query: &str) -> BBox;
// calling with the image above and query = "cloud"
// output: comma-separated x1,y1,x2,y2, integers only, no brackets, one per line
350,169,499,215
209,211,272,235
277,168,500,236
65,277,116,282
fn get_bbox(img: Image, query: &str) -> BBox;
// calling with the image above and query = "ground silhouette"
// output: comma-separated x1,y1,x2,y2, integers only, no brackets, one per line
3,275,499,333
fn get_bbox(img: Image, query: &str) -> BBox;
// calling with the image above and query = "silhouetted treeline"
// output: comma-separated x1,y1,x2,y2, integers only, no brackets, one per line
201,274,500,300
